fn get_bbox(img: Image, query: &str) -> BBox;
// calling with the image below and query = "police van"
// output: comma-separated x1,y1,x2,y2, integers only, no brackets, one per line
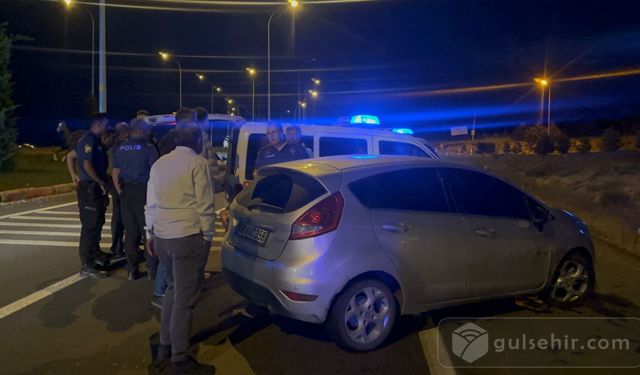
146,113,246,149
224,115,439,200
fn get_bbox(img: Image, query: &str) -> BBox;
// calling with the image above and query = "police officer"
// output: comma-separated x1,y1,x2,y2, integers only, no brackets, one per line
75,113,110,279
112,118,159,280
254,123,309,170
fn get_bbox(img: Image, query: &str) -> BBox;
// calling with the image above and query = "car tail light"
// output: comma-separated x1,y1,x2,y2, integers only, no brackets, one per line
281,290,319,302
290,192,344,240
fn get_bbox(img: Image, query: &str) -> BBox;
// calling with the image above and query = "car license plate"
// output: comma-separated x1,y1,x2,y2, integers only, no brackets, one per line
236,222,269,245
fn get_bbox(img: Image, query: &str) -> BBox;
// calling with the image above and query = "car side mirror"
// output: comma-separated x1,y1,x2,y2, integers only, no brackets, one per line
532,206,549,231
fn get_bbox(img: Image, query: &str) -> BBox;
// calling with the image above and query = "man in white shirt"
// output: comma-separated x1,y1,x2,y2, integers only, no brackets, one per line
145,120,215,374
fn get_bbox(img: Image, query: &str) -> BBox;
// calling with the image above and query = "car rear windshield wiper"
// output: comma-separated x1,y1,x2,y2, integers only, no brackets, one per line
246,202,285,213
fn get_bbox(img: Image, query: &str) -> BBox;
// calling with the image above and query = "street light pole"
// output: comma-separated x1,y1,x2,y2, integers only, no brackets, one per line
85,8,95,99
547,83,552,136
267,0,299,122
176,60,182,108
98,0,106,112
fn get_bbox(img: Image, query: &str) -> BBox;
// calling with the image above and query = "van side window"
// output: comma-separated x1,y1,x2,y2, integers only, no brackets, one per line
379,141,428,157
246,134,268,180
319,137,367,157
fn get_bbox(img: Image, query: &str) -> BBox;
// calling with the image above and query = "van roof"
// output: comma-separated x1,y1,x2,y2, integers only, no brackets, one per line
146,113,245,125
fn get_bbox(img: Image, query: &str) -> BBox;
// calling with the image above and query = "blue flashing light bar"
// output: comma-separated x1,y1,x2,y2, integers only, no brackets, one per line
352,155,378,159
391,128,414,135
350,114,380,125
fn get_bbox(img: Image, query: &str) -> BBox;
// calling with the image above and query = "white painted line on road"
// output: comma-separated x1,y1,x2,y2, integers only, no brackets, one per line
0,229,111,238
0,222,82,229
0,201,78,220
0,273,82,320
419,326,457,375
0,239,111,248
10,216,111,223
36,211,112,216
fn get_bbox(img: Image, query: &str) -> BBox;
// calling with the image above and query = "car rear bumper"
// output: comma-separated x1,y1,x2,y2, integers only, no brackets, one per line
221,241,336,324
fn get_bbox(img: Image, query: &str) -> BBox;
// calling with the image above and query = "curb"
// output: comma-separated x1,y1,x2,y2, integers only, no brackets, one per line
0,183,75,203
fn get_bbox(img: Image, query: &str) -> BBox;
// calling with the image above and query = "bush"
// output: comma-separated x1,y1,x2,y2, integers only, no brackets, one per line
512,142,523,154
534,135,555,155
512,125,527,141
636,132,640,150
596,190,631,206
502,141,511,154
476,142,496,154
577,137,591,153
601,128,622,152
555,134,570,154
524,124,562,149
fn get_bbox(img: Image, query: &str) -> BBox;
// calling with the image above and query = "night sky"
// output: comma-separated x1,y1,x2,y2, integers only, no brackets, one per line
1,0,639,145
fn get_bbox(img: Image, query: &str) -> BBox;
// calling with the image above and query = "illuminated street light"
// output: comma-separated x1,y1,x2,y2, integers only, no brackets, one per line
62,0,95,103
534,77,552,135
268,0,301,121
158,51,183,107
311,78,321,86
196,73,205,81
246,67,257,120
308,89,319,99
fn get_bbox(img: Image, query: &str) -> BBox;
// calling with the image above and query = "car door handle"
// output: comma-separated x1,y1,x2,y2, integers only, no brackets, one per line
474,228,497,239
382,224,409,233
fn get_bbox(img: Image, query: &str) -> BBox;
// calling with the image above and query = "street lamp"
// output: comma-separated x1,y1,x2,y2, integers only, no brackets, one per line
308,89,319,99
61,0,95,104
246,67,257,121
298,100,307,123
311,78,321,86
534,77,551,135
196,73,205,81
159,51,183,108
268,0,301,121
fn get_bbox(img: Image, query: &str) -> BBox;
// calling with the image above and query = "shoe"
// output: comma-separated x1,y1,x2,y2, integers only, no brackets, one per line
169,356,215,375
151,344,172,373
127,269,140,280
80,266,107,279
151,295,164,309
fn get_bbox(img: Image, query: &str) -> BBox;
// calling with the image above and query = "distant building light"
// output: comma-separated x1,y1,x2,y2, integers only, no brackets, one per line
350,115,380,125
391,128,414,135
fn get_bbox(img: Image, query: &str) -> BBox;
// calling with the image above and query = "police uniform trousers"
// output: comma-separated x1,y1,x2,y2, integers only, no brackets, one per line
108,181,125,255
77,181,107,267
120,183,153,273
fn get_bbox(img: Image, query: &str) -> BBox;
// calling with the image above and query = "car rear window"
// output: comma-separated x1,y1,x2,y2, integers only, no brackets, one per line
236,171,327,213
379,141,429,157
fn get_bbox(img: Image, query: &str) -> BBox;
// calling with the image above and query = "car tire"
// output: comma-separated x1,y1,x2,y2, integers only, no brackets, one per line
543,252,595,308
326,279,397,352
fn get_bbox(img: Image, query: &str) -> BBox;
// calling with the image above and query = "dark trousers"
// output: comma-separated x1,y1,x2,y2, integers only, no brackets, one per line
109,182,125,254
77,181,107,267
156,234,211,362
120,183,149,272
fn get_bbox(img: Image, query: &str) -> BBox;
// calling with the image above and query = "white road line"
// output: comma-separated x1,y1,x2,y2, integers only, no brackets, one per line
0,222,82,229
0,229,111,238
36,211,112,216
0,273,82,320
419,326,457,375
0,239,111,248
0,201,78,220
10,216,111,223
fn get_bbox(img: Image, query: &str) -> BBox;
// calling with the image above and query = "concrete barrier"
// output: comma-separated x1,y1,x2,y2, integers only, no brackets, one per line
0,183,75,203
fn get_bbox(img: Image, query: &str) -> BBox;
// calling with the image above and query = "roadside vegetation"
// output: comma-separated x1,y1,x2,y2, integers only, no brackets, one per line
0,147,70,191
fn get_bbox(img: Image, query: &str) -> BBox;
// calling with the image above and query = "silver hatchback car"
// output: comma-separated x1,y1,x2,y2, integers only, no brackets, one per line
221,155,596,351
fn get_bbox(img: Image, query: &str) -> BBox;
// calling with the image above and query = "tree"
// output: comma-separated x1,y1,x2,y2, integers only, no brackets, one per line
601,127,622,152
513,142,523,154
476,142,496,154
555,134,571,154
0,24,17,172
534,135,555,156
502,141,511,154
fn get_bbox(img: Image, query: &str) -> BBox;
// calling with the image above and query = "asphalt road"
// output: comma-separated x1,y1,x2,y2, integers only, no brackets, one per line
0,195,639,374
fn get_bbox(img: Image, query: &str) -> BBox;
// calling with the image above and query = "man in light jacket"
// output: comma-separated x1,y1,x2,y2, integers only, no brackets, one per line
145,120,216,374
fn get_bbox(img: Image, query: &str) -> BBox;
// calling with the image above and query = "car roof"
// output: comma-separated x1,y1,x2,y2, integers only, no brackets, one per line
266,155,466,176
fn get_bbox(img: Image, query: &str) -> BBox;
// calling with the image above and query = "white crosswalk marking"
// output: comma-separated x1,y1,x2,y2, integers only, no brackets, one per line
0,239,112,248
9,215,111,223
0,230,111,237
35,211,112,216
0,222,82,229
